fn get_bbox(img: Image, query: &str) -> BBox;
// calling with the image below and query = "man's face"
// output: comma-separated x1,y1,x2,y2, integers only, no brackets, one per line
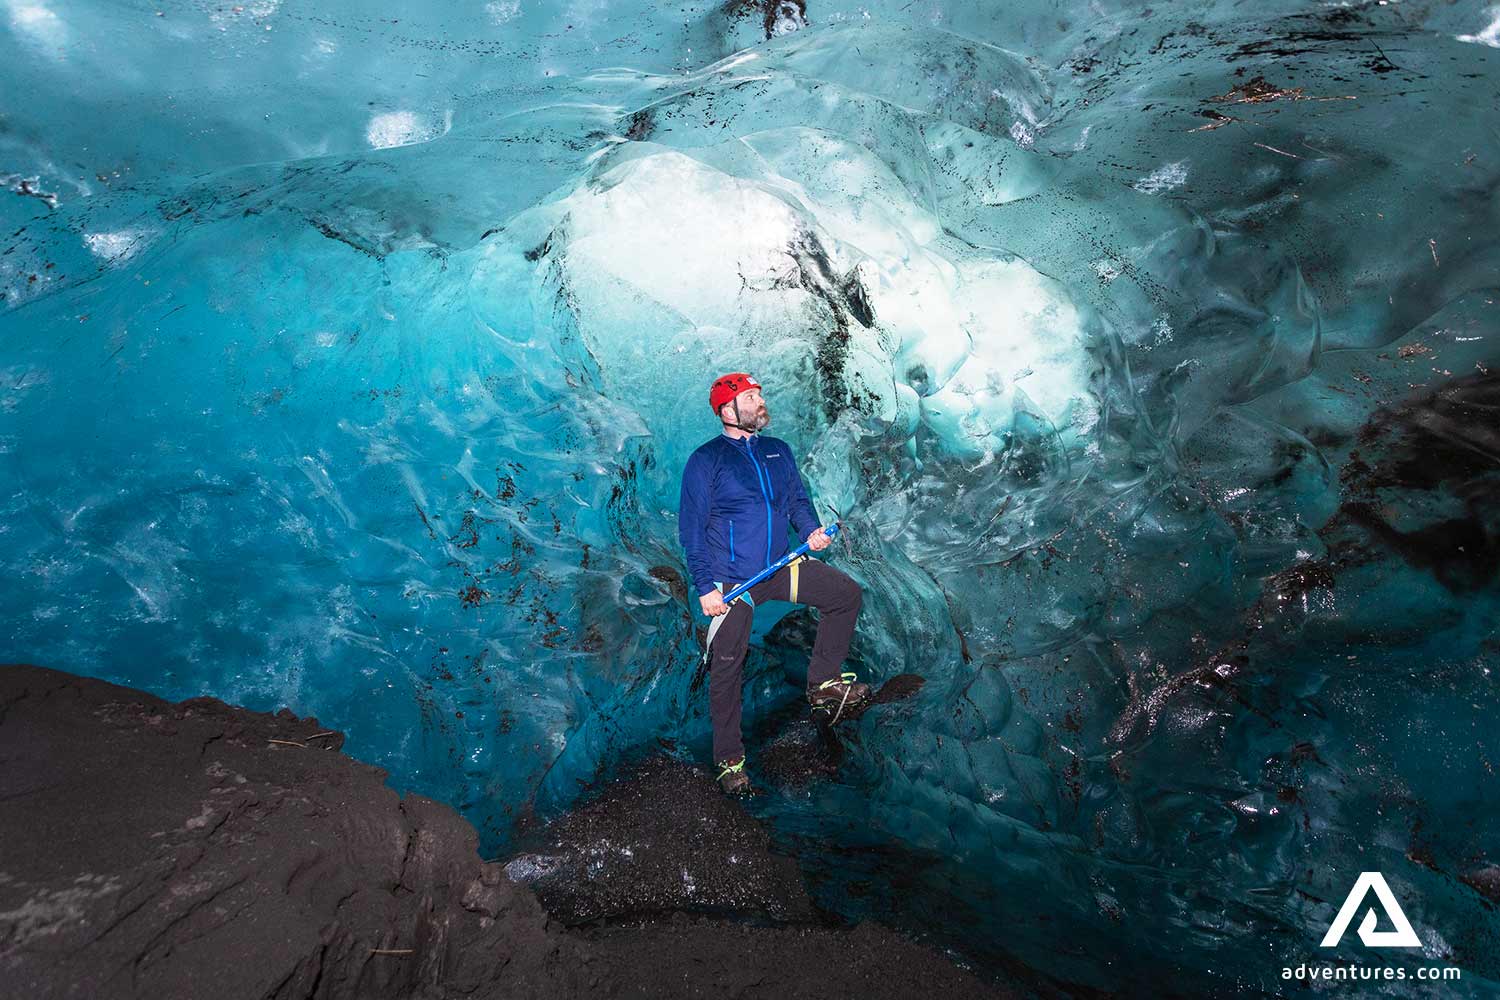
724,387,770,430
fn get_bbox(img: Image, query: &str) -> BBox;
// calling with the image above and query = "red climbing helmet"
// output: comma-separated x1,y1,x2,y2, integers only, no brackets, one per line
709,372,760,413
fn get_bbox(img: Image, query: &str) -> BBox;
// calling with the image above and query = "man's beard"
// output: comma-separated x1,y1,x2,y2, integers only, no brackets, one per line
738,398,774,431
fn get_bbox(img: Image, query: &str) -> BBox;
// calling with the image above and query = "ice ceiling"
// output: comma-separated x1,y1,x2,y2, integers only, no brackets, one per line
3,0,1499,993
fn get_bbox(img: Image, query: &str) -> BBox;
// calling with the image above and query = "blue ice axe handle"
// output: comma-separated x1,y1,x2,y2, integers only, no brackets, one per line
720,522,841,606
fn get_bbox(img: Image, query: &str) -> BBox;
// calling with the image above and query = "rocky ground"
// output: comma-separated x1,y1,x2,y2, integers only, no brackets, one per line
503,755,818,926
0,663,1019,999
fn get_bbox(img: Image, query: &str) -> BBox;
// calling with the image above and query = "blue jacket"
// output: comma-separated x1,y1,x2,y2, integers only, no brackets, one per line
678,432,821,597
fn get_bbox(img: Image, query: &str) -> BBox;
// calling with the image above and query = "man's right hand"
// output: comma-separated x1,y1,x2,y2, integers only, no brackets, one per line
699,589,730,617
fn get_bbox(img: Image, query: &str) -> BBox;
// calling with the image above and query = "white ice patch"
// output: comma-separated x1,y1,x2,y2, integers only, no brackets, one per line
83,228,151,263
1457,6,1500,46
485,0,520,24
1151,316,1172,347
6,1,67,53
1132,161,1188,195
488,136,1095,467
209,0,281,28
365,110,453,150
558,151,802,327
1128,315,1173,350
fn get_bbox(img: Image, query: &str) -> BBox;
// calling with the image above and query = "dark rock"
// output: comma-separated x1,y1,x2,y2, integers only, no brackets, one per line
838,672,927,721
0,663,585,1000
0,664,1015,999
576,916,1012,1000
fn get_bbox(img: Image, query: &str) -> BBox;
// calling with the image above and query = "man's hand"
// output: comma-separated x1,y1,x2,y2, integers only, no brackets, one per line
806,524,838,552
699,589,730,617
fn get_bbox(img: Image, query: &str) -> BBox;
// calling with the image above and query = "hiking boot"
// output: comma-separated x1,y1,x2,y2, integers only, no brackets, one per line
716,756,751,795
807,671,871,722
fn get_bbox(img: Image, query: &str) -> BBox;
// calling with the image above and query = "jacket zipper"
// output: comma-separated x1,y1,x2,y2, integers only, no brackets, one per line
729,520,735,562
742,439,774,569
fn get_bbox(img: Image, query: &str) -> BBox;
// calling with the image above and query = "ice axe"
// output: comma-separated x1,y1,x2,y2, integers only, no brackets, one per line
722,521,841,606
699,521,842,666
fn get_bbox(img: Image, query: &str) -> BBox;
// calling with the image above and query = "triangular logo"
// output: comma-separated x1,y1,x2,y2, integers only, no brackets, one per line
1319,872,1421,948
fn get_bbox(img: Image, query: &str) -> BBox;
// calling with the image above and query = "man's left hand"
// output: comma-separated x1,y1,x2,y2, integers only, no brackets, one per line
806,526,835,552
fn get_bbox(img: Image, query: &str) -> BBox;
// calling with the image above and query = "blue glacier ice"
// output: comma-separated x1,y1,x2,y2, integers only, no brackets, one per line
3,0,1499,994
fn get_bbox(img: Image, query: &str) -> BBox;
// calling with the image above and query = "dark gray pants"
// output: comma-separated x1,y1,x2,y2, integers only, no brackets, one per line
708,557,862,765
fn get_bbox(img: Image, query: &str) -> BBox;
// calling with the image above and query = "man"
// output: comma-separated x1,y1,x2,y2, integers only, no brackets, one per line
677,372,871,795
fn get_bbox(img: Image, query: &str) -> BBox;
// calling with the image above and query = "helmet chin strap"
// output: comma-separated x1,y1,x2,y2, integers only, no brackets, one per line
721,396,762,434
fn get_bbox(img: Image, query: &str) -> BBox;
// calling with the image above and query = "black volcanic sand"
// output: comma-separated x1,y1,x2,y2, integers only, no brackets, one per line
503,755,817,924
0,664,1017,999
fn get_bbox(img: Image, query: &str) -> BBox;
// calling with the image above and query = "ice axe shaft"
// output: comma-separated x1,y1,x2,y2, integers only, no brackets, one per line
721,522,841,606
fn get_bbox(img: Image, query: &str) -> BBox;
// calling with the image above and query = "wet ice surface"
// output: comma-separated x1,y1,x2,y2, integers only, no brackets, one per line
3,0,1500,994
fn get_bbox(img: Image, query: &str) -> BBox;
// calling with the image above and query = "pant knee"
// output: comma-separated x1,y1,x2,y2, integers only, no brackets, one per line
825,576,861,613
